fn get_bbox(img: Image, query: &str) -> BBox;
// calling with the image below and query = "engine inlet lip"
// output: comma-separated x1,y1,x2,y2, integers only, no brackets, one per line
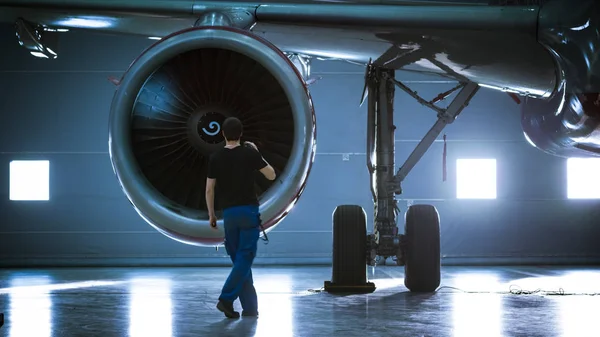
108,26,315,246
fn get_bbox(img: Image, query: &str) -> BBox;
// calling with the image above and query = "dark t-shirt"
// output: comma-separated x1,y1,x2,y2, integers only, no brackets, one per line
207,146,268,210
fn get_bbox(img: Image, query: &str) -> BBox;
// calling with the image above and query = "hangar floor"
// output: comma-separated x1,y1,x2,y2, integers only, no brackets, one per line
0,265,599,336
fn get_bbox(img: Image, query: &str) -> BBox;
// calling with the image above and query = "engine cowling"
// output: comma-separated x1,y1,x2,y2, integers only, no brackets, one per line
521,86,600,158
524,0,600,157
108,26,316,246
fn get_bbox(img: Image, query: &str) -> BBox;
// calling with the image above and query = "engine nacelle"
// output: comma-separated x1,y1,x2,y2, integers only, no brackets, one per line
524,0,600,157
521,87,600,157
108,26,316,246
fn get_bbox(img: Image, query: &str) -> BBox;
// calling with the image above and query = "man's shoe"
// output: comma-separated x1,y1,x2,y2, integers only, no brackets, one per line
217,300,240,319
242,310,258,317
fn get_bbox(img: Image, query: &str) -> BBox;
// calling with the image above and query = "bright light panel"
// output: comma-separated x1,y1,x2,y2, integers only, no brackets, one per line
456,159,497,199
567,158,600,199
10,160,50,201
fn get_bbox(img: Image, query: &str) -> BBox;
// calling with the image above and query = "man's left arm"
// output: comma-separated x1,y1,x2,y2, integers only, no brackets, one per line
206,156,218,227
206,177,216,223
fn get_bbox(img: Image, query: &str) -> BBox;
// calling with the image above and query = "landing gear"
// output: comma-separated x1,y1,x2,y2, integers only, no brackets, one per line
325,62,479,294
324,205,375,293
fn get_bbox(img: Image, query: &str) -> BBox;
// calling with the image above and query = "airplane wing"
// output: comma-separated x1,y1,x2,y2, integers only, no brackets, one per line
0,0,538,37
3,0,586,100
0,0,552,95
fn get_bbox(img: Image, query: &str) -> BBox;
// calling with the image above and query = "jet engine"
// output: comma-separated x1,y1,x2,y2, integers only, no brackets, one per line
521,85,600,158
108,26,316,246
523,0,600,158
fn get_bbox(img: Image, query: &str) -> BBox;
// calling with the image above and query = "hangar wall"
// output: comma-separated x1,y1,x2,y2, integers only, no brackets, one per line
1,24,599,267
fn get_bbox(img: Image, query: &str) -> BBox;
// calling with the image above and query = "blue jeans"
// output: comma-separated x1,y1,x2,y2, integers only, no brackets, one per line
219,205,260,313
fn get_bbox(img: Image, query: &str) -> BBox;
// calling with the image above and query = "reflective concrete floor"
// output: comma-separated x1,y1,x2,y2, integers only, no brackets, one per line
1,265,600,336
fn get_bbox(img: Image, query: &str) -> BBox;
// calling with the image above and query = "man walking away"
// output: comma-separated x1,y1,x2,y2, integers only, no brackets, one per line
205,117,276,319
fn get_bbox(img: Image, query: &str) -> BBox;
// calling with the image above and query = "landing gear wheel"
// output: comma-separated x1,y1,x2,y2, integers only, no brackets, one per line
404,204,441,292
324,205,376,294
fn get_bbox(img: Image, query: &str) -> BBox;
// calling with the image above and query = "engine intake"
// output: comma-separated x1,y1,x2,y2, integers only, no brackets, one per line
108,27,316,246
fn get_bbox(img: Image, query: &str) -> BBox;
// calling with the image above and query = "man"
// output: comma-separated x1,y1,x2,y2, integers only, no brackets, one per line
205,116,276,319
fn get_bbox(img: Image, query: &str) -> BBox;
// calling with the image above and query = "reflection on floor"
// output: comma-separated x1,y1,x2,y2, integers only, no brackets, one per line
0,265,599,336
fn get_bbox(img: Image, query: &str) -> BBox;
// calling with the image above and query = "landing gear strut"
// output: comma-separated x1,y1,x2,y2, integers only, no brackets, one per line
324,63,479,293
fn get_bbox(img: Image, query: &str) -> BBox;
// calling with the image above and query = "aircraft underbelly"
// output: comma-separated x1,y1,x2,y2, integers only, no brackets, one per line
254,23,558,98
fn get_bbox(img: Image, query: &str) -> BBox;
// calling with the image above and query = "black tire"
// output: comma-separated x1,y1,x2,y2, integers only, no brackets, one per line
404,204,441,292
330,205,368,286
